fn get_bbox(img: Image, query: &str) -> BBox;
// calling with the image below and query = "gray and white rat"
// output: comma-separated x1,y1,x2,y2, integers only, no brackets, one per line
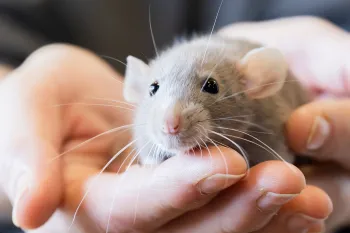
123,34,308,166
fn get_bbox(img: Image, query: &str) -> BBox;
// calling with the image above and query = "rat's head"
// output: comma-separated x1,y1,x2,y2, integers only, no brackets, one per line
123,38,288,163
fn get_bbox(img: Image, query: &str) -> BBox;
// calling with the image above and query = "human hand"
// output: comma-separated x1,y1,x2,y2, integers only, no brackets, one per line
219,16,350,232
219,16,350,100
0,44,330,233
0,43,136,230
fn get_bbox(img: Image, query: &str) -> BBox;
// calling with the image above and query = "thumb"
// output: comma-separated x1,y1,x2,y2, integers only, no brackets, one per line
0,71,63,230
286,99,350,169
3,141,62,230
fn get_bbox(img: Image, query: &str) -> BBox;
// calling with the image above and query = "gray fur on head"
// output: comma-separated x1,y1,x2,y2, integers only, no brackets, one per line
123,35,308,165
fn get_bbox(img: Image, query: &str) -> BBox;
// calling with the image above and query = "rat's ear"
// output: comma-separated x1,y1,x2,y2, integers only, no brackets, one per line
238,47,288,99
124,56,150,103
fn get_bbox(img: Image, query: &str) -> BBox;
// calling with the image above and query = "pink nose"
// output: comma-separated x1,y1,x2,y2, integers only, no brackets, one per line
163,115,181,134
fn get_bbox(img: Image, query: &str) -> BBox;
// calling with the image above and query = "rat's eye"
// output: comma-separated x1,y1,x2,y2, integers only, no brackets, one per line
149,81,159,96
202,77,219,94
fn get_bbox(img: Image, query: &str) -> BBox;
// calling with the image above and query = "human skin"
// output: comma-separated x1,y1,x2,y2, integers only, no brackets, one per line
0,42,330,233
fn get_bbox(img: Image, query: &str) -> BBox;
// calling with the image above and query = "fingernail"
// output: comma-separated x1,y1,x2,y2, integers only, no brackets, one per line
288,213,324,233
307,116,330,151
256,192,298,212
196,173,245,194
12,176,30,227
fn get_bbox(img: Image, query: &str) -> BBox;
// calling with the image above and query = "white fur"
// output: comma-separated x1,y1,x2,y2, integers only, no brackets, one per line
124,56,150,103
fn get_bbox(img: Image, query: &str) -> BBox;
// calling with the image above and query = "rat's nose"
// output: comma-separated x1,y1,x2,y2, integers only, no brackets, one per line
162,102,182,135
163,115,181,134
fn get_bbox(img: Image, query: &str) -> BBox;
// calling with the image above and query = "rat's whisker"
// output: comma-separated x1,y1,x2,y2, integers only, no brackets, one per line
100,55,127,67
152,146,159,165
210,137,249,175
204,135,229,180
193,137,203,159
214,118,273,133
94,55,126,85
211,115,255,121
223,133,277,158
211,138,247,161
217,79,299,103
85,96,136,107
148,2,167,82
212,68,243,104
201,45,227,92
133,143,156,225
150,145,160,167
214,126,290,164
201,0,224,67
209,116,272,134
200,137,213,171
51,124,144,162
190,147,195,155
105,146,137,232
219,132,296,174
146,144,157,168
241,130,273,135
208,46,226,75
68,138,138,232
216,132,274,160
105,140,151,233
157,147,166,165
195,126,214,171
149,3,159,58
208,129,250,171
52,102,135,111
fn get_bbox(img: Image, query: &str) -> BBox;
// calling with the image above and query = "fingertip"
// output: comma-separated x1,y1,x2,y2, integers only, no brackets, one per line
284,185,333,220
14,149,63,229
251,161,306,195
286,104,316,153
198,145,248,176
16,173,62,229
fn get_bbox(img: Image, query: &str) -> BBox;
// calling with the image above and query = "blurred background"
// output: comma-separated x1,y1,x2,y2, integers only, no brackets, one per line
0,0,349,232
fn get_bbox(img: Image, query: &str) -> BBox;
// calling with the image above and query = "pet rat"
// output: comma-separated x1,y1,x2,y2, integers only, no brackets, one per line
122,34,309,166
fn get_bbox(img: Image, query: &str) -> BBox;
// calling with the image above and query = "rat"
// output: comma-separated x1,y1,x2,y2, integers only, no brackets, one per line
122,34,309,166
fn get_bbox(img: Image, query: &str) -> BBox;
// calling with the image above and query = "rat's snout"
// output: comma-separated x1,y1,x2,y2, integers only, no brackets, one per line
163,115,181,134
162,102,182,135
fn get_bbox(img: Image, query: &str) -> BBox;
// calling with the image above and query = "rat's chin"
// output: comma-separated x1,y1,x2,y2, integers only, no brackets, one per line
154,136,198,155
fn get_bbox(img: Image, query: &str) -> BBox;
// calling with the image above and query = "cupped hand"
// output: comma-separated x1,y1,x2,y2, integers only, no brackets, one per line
0,44,133,230
0,44,332,233
220,16,350,232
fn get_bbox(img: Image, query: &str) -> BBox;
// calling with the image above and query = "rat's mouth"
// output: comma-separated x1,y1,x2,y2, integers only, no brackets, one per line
154,133,200,154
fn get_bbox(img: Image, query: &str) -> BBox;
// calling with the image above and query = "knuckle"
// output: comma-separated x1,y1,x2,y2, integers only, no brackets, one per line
220,218,240,233
220,215,266,233
29,43,81,62
295,16,341,33
21,43,93,74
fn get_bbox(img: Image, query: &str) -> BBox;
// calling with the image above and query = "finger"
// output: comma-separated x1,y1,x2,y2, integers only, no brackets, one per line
66,146,247,233
301,165,350,232
159,160,306,233
257,185,332,233
0,44,124,230
218,16,350,97
0,69,63,229
218,16,348,49
286,99,350,168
